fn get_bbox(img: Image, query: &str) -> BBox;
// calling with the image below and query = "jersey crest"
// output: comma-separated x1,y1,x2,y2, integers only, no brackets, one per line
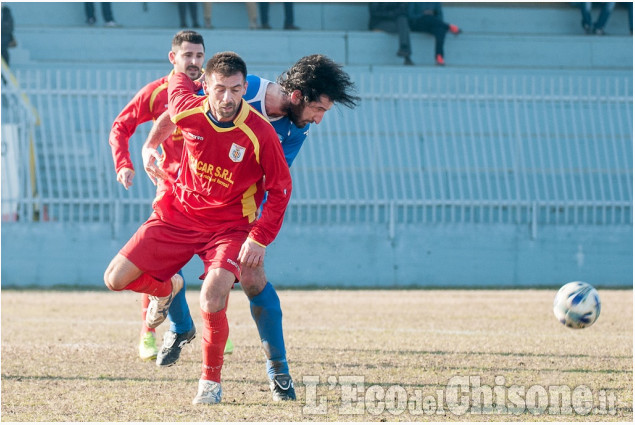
229,143,246,162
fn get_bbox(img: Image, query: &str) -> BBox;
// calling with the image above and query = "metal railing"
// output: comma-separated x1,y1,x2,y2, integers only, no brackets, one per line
1,60,40,222
3,68,632,229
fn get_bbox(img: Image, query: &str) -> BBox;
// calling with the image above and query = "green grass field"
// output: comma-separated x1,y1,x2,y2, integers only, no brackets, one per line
1,288,632,422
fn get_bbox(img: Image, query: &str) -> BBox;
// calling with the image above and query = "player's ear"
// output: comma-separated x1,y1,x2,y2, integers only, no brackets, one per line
168,50,176,65
290,90,303,105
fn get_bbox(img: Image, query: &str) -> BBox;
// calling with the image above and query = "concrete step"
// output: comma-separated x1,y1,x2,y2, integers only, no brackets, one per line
349,31,633,69
7,2,633,35
12,26,633,70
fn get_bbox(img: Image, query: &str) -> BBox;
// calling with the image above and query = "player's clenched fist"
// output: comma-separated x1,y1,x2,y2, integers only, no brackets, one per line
116,167,135,190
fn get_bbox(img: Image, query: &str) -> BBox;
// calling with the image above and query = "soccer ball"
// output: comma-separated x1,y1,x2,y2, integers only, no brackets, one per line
553,281,601,329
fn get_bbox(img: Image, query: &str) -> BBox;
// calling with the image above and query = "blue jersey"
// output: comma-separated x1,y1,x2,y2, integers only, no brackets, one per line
244,74,309,168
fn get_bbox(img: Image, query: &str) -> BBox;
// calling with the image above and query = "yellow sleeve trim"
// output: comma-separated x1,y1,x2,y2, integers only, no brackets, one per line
247,237,267,248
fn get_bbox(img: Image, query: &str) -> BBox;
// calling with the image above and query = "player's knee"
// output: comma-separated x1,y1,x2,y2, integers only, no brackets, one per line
200,296,226,313
242,281,267,298
103,267,124,292
240,267,267,298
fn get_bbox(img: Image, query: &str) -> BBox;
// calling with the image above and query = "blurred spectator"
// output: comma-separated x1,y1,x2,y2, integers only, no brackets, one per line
407,2,461,66
246,3,259,29
368,3,414,65
259,2,299,30
203,3,212,28
178,2,200,28
201,3,259,29
2,3,16,66
85,2,118,27
577,2,615,35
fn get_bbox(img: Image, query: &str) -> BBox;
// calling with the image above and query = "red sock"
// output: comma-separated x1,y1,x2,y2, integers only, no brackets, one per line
141,294,155,333
124,273,172,297
200,308,229,383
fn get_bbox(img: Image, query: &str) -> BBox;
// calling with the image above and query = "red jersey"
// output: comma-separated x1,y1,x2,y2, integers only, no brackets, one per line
109,70,183,182
158,71,292,247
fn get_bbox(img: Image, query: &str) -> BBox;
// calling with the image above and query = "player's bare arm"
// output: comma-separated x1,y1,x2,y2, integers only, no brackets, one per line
141,137,169,186
148,110,177,148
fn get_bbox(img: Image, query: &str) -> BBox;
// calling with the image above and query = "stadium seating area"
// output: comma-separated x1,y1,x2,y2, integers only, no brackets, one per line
2,2,632,287
9,2,634,69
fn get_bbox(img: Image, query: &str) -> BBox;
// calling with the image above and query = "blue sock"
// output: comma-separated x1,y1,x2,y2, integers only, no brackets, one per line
167,270,194,334
250,282,288,380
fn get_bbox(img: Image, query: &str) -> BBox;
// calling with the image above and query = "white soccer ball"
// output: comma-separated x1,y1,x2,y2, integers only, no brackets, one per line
553,281,601,329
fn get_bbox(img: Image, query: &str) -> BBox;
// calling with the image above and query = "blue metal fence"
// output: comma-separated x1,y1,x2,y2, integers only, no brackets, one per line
3,67,632,229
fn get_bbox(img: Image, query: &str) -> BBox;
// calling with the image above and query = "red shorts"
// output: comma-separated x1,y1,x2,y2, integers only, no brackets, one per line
119,212,251,282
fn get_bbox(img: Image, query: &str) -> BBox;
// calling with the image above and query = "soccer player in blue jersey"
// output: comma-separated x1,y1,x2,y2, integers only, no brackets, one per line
144,54,359,401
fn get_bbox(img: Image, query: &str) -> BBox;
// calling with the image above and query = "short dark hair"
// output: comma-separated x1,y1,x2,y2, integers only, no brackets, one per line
205,51,247,80
277,54,360,108
172,30,205,51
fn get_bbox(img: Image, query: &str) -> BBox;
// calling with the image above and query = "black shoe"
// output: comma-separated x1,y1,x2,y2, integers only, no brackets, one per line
156,325,196,367
404,56,414,66
284,24,300,30
261,23,272,30
269,373,296,401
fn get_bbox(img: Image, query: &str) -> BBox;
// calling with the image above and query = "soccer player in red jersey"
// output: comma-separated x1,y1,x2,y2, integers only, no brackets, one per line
104,51,292,405
108,30,206,361
145,55,360,401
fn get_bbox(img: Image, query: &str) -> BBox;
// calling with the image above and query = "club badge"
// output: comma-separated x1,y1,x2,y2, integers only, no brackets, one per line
229,143,246,162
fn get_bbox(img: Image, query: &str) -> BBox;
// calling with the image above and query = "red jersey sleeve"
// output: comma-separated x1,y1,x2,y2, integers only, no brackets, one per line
168,72,203,118
247,122,293,247
109,78,167,173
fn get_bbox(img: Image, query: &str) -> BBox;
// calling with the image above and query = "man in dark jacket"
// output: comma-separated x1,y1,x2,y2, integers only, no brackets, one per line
368,3,414,65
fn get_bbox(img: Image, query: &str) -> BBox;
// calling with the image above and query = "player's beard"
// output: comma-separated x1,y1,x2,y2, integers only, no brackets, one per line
186,66,202,80
215,100,240,120
286,101,308,128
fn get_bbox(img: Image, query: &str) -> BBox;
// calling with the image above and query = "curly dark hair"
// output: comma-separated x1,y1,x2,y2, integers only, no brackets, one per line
277,54,360,108
172,30,205,51
205,51,247,79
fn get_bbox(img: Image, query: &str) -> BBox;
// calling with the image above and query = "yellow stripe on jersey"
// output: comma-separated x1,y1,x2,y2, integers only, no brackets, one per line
238,124,261,164
242,183,258,222
149,82,168,114
172,105,206,124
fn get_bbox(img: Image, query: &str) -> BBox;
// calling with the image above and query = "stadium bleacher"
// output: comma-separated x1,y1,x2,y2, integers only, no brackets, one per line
1,2,632,287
